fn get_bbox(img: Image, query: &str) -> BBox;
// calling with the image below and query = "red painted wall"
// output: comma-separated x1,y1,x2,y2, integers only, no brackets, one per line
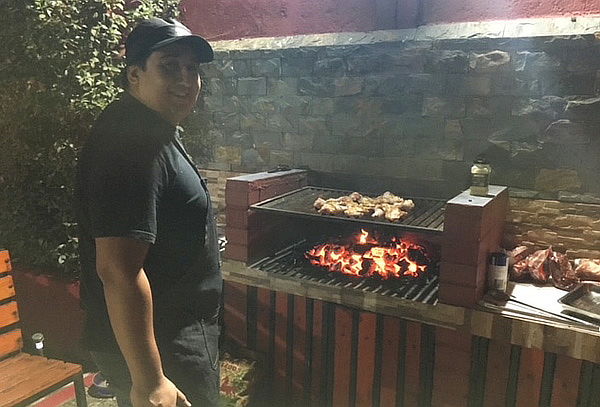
181,0,600,40
181,0,378,41
424,0,600,24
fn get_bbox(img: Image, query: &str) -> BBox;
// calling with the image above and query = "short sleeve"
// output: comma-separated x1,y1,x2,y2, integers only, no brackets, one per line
85,143,169,243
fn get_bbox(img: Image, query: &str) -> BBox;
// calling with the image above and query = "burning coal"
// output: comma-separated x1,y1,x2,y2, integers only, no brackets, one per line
305,229,430,279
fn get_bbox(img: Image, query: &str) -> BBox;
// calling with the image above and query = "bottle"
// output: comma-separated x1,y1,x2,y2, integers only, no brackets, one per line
470,157,491,196
488,252,508,292
31,332,44,357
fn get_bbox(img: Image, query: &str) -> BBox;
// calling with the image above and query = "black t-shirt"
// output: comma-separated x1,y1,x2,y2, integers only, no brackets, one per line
76,93,222,351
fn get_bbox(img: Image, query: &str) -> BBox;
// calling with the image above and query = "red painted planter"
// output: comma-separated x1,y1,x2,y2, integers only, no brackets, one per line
11,267,89,363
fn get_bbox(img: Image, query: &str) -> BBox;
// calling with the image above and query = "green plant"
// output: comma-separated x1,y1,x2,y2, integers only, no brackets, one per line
0,0,181,279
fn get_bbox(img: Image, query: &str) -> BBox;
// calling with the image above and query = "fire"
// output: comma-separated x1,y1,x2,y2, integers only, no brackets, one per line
305,229,429,279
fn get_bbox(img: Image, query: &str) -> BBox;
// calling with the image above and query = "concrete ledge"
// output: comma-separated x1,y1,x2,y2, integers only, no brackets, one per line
212,15,600,52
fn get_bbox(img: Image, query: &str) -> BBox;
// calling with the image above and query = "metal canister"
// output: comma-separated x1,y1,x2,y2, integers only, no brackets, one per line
488,252,508,292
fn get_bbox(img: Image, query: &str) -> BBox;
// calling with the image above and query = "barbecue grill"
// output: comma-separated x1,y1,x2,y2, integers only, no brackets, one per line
225,170,509,308
250,186,446,234
249,239,440,304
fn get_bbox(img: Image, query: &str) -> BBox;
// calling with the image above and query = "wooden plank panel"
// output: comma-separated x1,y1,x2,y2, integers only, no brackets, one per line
0,301,19,329
310,300,324,407
255,288,271,356
516,348,544,407
273,291,289,401
356,312,377,407
404,321,422,407
551,355,582,407
483,340,512,407
332,306,353,407
0,251,11,274
0,329,22,358
515,347,544,407
0,354,81,407
291,296,307,407
431,327,472,407
223,281,247,347
0,276,15,302
379,316,401,407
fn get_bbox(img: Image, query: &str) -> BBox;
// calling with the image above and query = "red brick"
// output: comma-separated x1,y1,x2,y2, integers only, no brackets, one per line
444,203,484,240
225,171,308,209
438,281,485,307
225,207,250,229
225,180,261,208
439,262,485,288
224,243,249,262
443,187,508,244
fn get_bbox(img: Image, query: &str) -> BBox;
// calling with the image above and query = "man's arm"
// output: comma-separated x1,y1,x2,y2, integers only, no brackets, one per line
95,237,190,407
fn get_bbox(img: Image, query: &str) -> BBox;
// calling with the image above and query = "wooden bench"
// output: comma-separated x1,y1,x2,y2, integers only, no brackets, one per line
0,249,87,407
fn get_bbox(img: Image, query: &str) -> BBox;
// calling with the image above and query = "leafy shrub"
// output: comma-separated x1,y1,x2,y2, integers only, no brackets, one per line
0,0,182,279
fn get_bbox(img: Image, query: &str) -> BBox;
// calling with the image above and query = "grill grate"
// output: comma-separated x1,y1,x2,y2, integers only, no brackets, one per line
251,186,445,234
250,240,439,305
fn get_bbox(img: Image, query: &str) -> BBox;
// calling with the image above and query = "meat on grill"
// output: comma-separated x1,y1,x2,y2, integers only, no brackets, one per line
313,191,414,222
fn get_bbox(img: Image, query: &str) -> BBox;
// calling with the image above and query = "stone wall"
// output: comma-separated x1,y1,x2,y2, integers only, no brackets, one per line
185,18,600,254
506,198,600,259
190,18,600,203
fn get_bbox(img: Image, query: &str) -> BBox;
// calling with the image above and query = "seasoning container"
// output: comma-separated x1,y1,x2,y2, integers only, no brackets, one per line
470,157,491,196
488,252,508,292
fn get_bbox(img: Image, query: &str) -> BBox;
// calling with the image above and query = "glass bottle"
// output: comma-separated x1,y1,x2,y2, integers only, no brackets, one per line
470,157,491,196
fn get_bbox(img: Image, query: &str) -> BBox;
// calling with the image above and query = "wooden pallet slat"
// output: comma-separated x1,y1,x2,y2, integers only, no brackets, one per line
356,312,377,407
332,306,353,407
551,354,582,407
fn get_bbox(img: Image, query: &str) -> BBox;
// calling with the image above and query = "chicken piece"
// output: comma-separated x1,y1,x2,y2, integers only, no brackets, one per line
333,196,354,204
349,192,362,202
400,199,414,211
371,207,385,219
344,205,369,218
384,205,407,222
318,201,346,215
314,197,326,210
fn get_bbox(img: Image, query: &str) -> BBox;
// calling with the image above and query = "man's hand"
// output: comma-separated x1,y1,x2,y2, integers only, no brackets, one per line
131,377,191,407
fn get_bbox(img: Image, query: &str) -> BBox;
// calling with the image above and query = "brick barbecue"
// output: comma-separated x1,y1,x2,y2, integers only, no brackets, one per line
224,169,508,308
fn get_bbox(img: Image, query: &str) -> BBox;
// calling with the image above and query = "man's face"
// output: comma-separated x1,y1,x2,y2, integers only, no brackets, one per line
128,42,202,125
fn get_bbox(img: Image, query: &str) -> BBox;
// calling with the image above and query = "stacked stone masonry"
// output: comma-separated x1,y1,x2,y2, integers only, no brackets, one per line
507,197,600,259
189,22,600,201
185,19,600,257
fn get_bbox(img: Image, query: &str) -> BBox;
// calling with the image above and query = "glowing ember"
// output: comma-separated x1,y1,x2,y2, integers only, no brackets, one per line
305,229,429,279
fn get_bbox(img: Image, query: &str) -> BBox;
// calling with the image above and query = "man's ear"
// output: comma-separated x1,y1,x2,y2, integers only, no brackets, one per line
127,65,141,86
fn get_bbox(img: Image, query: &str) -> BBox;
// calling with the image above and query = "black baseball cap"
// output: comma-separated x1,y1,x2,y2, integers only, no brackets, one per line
125,17,214,65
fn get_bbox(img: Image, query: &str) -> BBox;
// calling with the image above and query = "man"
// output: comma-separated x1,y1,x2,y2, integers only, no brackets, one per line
76,18,222,407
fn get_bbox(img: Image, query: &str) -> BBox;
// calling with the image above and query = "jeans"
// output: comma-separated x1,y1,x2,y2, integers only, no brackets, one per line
90,318,220,407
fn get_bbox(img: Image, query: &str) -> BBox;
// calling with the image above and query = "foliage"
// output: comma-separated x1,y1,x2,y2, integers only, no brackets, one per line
0,0,181,279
